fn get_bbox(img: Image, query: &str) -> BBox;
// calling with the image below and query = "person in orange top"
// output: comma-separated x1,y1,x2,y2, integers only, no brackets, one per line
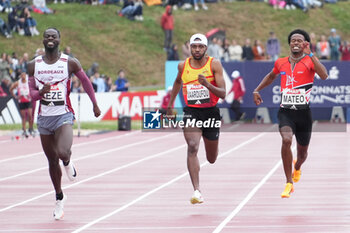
167,33,226,204
253,29,328,198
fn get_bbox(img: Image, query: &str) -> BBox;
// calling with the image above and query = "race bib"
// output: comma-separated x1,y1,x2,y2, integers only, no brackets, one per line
43,84,65,102
281,89,306,105
187,84,210,105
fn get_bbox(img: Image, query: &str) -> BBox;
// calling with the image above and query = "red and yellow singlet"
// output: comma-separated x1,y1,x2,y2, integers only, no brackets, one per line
181,56,219,108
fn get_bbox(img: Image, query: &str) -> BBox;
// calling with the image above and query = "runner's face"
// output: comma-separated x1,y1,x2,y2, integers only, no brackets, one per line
191,44,207,60
290,34,305,55
43,29,60,52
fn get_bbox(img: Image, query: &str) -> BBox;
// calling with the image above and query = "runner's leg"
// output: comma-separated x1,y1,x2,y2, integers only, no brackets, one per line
279,126,294,183
184,127,202,191
203,137,219,164
40,134,62,195
54,124,73,163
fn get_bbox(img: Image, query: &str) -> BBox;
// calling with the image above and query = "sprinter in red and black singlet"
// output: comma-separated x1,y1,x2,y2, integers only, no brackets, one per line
167,33,226,204
28,28,101,220
253,29,328,198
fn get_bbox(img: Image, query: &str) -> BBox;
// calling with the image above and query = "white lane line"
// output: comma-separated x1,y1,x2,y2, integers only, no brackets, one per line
0,144,186,213
72,132,267,233
0,131,139,164
212,145,297,233
0,133,172,182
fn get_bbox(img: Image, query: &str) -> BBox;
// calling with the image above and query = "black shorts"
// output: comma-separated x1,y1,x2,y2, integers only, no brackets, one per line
183,106,221,141
18,102,32,110
278,108,312,146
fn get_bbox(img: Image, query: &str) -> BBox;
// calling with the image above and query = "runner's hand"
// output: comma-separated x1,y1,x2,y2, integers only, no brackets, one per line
253,92,263,106
39,83,51,96
93,103,101,117
303,41,311,55
198,74,209,87
166,107,175,121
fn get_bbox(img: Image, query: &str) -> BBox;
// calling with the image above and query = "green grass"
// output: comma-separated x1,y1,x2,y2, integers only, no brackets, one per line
1,2,350,86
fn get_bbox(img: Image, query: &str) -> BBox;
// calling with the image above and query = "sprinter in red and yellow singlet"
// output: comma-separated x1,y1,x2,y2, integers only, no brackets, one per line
167,33,226,204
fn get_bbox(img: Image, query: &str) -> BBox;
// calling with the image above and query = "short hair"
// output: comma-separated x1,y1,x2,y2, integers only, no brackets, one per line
288,29,310,44
44,27,61,38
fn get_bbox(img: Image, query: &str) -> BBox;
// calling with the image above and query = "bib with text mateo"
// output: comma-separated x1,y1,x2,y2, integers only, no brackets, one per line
186,84,210,105
281,88,308,110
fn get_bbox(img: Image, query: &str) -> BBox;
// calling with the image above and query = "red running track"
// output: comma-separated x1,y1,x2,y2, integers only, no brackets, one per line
0,124,349,233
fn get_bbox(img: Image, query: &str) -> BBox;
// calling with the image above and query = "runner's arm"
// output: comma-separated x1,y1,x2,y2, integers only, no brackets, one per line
253,69,278,105
200,59,226,99
69,58,101,117
167,62,184,109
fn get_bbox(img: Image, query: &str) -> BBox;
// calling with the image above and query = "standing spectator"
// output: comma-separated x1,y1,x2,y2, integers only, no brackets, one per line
252,39,266,60
0,53,11,83
161,5,174,51
339,40,350,61
182,40,191,59
228,70,246,121
228,39,242,62
266,31,280,61
114,69,130,92
222,39,230,62
92,72,106,93
87,62,99,77
105,76,113,92
309,32,317,53
16,52,29,74
10,71,34,137
63,46,74,58
316,35,330,60
167,44,180,60
207,37,221,60
328,28,341,61
242,38,254,61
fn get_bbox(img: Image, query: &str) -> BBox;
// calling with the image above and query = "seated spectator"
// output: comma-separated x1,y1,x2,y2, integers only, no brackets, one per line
118,0,143,21
32,0,54,14
19,7,40,36
114,69,130,92
167,44,179,60
269,0,286,9
8,7,22,35
0,16,12,38
0,0,13,13
193,0,208,11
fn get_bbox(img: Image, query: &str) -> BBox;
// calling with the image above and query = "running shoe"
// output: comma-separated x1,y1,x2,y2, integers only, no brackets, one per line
190,190,204,204
53,194,67,220
292,159,301,183
281,183,294,198
64,160,77,181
